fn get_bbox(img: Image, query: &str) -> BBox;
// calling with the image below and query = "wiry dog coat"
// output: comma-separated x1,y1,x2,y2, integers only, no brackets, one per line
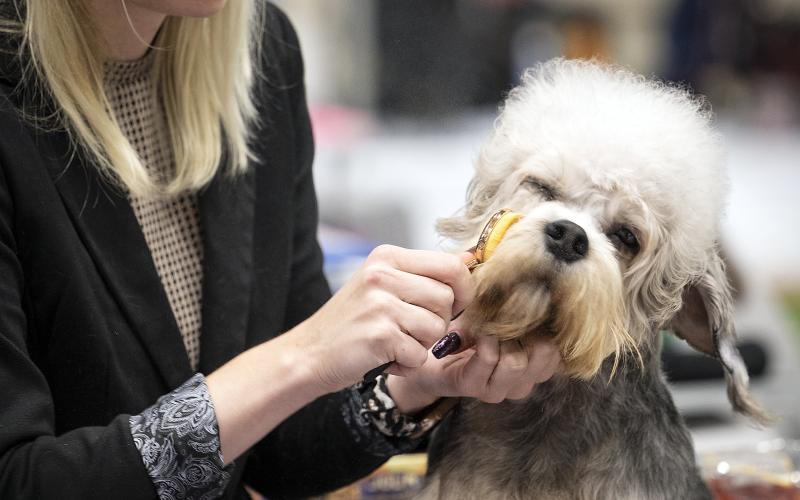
422,59,768,500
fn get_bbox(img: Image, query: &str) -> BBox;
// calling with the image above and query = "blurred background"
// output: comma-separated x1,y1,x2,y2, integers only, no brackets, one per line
272,0,800,492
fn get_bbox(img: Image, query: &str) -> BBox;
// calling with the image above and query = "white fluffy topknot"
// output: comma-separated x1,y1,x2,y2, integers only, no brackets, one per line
483,58,727,255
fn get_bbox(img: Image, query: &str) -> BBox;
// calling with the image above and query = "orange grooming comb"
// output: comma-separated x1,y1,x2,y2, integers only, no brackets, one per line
466,209,524,270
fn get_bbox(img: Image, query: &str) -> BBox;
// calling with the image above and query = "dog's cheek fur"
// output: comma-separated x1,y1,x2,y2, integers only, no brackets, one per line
552,247,632,379
461,218,635,380
462,240,553,341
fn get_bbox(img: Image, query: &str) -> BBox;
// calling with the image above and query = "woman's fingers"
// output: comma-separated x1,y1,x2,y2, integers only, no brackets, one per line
363,264,458,326
454,336,561,402
385,364,411,377
525,339,562,383
486,340,530,402
301,244,478,392
359,247,477,356
539,342,563,382
367,245,475,315
396,300,450,348
389,330,429,370
505,339,561,400
457,334,501,402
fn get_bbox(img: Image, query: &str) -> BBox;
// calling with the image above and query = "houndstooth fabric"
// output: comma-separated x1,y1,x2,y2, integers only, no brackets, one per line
105,52,204,371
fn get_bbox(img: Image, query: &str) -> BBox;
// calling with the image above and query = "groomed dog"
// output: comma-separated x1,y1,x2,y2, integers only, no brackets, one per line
422,59,770,500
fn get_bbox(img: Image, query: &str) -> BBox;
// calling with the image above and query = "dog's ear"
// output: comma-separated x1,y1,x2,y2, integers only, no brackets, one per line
670,251,772,425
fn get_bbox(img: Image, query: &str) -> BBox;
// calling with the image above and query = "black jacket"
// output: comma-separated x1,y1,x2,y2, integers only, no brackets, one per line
0,5,388,499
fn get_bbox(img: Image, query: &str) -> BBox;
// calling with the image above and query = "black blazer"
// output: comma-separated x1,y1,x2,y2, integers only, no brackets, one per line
0,5,389,499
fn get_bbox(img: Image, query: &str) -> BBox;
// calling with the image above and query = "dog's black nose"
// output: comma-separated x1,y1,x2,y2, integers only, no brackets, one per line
544,220,588,262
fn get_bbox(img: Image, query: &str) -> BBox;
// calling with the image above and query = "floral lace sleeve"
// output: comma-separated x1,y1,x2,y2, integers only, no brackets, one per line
129,373,231,500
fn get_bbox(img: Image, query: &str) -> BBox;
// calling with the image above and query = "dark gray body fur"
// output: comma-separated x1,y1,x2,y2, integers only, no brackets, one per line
421,346,711,500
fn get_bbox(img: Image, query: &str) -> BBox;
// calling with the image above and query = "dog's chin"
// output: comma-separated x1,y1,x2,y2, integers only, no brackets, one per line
462,218,635,380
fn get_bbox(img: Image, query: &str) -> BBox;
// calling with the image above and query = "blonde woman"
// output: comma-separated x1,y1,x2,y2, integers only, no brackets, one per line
0,1,560,498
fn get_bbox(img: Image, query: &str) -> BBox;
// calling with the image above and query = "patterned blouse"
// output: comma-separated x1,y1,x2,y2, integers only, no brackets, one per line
104,51,431,499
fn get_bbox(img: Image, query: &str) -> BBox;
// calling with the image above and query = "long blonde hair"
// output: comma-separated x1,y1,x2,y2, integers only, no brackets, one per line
2,0,260,197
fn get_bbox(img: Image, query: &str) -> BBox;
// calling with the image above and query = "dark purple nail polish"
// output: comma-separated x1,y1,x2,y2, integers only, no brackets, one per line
432,331,462,359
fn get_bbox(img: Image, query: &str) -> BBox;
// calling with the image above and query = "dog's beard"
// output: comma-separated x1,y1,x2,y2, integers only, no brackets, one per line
461,214,635,380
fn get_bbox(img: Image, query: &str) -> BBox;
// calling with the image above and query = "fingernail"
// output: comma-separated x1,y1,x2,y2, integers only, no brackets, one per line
432,331,462,359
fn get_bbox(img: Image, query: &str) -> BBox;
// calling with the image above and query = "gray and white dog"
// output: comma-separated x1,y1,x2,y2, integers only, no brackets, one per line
422,59,770,500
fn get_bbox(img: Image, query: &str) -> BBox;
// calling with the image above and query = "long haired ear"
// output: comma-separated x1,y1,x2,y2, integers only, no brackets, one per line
670,251,772,426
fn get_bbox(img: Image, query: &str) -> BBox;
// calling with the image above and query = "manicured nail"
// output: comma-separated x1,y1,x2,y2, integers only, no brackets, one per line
432,331,462,359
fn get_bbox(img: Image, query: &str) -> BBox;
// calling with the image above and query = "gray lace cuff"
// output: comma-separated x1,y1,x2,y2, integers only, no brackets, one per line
129,373,231,500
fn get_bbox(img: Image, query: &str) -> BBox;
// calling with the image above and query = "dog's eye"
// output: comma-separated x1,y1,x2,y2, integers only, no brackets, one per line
609,226,640,253
523,178,557,201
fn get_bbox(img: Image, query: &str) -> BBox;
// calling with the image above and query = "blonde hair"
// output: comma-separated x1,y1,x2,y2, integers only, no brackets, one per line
4,0,260,197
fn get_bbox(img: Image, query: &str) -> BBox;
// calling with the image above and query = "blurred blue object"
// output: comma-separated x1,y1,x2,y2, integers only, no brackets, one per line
318,223,376,291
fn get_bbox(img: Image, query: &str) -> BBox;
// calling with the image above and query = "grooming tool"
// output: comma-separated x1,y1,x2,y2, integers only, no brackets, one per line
364,209,524,379
468,208,524,269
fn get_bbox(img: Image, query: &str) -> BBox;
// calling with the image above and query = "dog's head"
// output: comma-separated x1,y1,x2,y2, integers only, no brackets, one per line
439,58,769,423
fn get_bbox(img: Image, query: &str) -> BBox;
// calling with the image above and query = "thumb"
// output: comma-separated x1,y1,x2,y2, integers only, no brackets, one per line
431,251,478,359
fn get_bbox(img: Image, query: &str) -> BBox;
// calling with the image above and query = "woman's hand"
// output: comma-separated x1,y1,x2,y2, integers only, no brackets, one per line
295,245,474,394
208,245,473,463
385,325,562,414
